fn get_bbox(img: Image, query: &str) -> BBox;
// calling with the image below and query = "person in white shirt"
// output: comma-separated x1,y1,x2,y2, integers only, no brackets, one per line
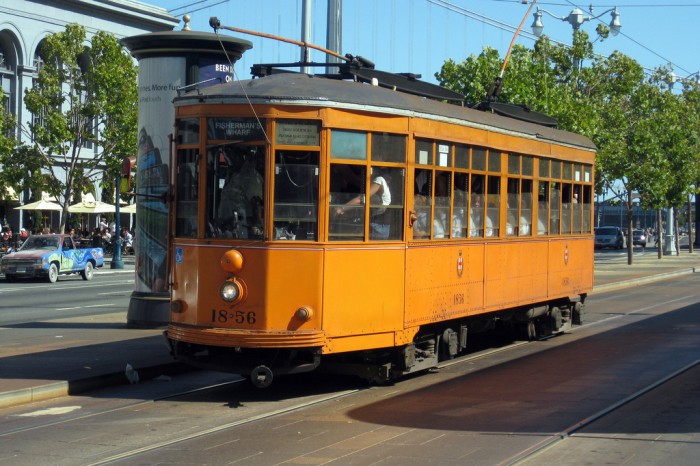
335,173,391,239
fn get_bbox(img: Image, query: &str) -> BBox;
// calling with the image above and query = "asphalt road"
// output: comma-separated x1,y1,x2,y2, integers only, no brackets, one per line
0,272,134,327
1,273,699,465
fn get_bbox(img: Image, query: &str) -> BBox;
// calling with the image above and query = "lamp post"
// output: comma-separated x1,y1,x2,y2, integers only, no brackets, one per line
531,7,621,38
660,72,699,256
110,173,124,269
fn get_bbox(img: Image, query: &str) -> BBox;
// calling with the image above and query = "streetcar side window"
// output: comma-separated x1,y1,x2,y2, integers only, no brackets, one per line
372,132,406,163
521,179,533,236
273,150,319,240
486,176,500,237
453,172,468,238
582,185,592,233
538,181,549,235
329,164,366,241
434,171,451,238
372,166,404,241
507,178,520,236
562,183,573,234
573,184,583,234
175,149,199,238
550,182,561,235
371,133,405,240
331,130,366,160
414,168,432,240
470,174,485,237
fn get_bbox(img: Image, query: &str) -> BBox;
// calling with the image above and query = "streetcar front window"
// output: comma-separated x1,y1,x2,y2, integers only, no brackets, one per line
206,144,265,239
175,149,199,238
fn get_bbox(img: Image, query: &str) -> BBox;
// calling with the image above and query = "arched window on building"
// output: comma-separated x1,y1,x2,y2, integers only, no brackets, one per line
30,40,48,141
76,47,97,151
0,38,16,136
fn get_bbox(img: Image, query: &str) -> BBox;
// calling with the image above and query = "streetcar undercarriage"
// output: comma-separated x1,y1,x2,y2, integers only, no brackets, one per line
165,294,585,388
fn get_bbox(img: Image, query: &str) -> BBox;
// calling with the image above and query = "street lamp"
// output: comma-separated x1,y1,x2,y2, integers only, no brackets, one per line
667,71,700,89
531,7,621,37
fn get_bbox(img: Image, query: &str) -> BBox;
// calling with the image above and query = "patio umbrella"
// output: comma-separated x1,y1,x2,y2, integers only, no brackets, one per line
120,204,137,214
15,199,63,211
15,199,64,230
67,199,116,214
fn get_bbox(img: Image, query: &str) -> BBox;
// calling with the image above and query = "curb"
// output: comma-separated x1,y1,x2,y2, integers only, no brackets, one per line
0,362,192,410
592,267,698,293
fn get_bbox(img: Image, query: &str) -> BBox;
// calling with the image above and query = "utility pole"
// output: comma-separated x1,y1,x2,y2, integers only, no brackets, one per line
301,0,311,74
326,0,342,74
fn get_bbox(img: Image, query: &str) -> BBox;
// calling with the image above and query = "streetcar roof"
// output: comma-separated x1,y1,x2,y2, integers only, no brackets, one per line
174,73,596,152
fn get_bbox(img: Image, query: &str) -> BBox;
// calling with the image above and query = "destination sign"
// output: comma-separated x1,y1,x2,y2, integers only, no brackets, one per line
207,118,265,141
275,120,320,146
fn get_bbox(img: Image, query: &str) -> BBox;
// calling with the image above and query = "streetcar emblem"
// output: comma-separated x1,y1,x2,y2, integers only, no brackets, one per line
175,247,183,264
564,245,569,265
457,250,463,277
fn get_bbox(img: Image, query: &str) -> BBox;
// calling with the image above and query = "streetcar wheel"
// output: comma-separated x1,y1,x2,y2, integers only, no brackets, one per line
250,365,274,388
81,262,94,281
441,328,459,359
527,321,537,341
47,263,58,283
518,321,537,341
573,301,585,325
550,306,563,331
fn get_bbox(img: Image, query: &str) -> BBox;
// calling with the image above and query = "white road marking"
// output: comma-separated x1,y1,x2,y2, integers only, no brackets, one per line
18,406,82,417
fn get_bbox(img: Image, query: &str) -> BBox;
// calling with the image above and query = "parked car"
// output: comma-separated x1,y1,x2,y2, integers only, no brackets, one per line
632,229,647,247
594,226,625,249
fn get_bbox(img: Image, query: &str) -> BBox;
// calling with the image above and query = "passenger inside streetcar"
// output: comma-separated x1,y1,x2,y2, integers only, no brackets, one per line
334,167,392,239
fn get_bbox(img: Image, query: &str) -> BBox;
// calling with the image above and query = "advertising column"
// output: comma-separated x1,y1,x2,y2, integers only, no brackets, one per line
122,30,251,327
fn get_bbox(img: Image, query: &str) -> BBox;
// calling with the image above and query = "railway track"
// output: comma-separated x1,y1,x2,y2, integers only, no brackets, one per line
504,358,700,466
3,278,700,464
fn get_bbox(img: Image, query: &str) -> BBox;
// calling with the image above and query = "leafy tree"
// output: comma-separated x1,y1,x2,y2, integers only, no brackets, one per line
5,24,138,233
437,30,700,263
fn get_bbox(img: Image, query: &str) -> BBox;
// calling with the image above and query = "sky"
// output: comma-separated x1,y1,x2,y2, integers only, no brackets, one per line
146,0,700,86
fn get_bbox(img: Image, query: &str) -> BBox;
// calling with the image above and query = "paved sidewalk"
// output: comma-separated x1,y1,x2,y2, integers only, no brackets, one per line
1,248,699,409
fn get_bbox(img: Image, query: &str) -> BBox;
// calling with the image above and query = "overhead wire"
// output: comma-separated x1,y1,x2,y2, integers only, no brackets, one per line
437,0,697,78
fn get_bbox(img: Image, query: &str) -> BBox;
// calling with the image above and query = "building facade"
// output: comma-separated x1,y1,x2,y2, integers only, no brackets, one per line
0,0,179,229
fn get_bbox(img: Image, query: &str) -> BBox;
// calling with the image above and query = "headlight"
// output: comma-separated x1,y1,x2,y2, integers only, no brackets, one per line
219,278,245,303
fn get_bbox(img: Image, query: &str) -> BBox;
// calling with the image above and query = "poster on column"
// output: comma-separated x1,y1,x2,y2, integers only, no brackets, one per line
134,56,185,293
198,57,234,87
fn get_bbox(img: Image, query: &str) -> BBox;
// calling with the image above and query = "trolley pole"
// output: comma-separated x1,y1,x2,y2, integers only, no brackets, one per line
111,173,124,269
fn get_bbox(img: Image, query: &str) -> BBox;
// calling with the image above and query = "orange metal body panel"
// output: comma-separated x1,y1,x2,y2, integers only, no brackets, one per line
547,238,594,296
483,240,550,310
405,244,485,326
322,247,406,352
170,244,324,334
322,108,409,134
404,238,593,328
170,244,409,354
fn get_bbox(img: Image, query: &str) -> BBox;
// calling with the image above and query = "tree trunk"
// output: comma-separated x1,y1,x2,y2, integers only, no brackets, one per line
657,208,663,259
675,207,681,256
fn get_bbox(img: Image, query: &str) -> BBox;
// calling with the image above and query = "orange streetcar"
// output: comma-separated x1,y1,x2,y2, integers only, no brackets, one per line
164,61,595,387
